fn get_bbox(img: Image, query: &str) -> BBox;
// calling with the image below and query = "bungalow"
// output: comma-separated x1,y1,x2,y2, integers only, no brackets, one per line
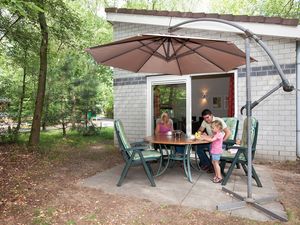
105,8,300,161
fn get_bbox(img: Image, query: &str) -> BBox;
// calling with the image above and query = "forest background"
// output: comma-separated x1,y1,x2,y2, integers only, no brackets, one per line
0,0,299,146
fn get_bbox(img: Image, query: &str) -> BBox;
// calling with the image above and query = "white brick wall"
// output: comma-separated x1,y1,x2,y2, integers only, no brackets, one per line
236,72,297,161
113,22,297,161
114,83,147,144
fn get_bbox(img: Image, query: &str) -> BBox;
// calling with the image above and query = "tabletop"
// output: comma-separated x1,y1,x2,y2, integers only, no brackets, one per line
144,134,208,145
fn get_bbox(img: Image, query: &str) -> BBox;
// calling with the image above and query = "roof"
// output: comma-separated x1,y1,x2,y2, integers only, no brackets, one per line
105,8,299,27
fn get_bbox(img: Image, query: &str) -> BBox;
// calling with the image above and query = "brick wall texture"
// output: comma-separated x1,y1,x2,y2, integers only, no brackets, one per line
113,22,297,161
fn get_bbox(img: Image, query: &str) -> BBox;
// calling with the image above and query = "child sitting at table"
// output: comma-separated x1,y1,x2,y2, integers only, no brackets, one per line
200,120,224,183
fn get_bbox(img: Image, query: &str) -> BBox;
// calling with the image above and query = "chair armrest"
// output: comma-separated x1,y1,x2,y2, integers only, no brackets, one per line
223,139,236,145
226,145,246,153
222,146,248,162
131,141,149,148
223,140,236,149
127,145,151,152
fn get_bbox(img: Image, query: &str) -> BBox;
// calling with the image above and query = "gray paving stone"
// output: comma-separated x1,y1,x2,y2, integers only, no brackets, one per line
78,164,287,222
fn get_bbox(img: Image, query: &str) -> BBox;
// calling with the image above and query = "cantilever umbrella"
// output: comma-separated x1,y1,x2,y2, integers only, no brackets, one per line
86,33,255,75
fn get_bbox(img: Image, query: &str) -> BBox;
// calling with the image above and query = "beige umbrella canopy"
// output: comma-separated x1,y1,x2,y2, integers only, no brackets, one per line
86,33,255,75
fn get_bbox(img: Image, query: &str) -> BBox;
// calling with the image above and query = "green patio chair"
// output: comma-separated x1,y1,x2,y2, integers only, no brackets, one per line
220,117,262,187
222,117,239,149
114,119,163,187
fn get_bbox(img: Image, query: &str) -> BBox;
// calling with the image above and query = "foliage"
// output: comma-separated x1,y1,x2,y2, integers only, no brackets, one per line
0,126,17,143
0,0,113,143
120,0,211,12
17,127,114,156
76,122,101,136
210,0,300,19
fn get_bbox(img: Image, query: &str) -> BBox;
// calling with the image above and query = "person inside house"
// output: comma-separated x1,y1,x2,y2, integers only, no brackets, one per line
197,109,231,172
155,112,174,135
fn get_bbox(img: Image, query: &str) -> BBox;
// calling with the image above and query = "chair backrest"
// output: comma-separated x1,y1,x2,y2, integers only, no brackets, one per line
240,117,259,156
222,117,239,141
114,120,132,160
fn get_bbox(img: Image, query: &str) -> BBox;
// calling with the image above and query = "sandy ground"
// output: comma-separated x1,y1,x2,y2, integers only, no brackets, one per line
0,143,299,225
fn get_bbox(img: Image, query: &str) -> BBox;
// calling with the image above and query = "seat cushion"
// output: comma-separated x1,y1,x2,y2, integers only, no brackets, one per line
221,150,246,162
132,150,162,160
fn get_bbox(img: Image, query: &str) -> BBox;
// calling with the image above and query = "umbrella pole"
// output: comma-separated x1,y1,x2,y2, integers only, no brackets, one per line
245,37,253,200
169,18,290,221
219,37,286,221
218,37,287,222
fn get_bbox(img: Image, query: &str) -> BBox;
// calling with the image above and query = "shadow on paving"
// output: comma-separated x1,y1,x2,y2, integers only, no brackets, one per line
78,163,287,222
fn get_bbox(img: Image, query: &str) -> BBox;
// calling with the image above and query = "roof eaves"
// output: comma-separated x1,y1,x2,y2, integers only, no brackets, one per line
105,8,299,26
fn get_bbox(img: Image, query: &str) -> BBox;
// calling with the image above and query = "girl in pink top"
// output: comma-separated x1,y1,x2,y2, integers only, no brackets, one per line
201,120,224,183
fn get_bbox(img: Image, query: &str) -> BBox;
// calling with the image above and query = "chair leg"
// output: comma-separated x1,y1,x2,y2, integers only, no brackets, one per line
241,163,248,175
155,145,169,177
221,155,239,186
141,160,156,187
138,151,156,187
117,157,133,186
220,160,226,176
252,165,263,187
147,162,154,175
241,163,262,187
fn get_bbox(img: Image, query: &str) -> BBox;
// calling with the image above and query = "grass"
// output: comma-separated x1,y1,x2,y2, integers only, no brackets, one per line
16,127,114,161
32,207,56,225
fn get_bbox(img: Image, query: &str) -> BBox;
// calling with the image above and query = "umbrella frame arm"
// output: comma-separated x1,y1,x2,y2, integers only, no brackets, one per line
240,82,284,115
168,18,294,93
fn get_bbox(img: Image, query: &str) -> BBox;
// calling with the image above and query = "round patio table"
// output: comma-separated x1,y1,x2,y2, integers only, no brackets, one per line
144,134,208,183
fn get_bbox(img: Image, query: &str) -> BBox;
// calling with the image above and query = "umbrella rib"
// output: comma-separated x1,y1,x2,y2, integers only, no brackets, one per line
169,42,226,71
170,38,183,74
140,38,168,59
134,39,166,72
139,37,186,61
169,44,204,60
100,38,163,63
187,39,248,59
89,35,160,49
171,38,190,60
170,38,226,71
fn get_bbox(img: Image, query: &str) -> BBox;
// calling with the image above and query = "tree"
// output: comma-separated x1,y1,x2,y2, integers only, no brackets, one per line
0,0,114,144
210,0,300,19
28,0,49,145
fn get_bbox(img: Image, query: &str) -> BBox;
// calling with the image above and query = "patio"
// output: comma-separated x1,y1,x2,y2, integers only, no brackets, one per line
78,163,287,222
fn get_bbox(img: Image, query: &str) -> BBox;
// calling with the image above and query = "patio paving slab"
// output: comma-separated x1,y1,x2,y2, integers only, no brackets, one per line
78,164,287,222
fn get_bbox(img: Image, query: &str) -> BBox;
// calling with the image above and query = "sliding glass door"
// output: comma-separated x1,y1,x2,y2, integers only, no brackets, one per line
146,75,191,136
153,84,186,132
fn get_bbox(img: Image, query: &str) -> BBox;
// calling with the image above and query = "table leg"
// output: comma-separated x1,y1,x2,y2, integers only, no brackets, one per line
183,144,193,183
154,144,170,176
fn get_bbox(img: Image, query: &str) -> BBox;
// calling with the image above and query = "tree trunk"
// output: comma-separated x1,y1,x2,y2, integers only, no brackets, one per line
61,97,66,136
42,93,50,131
71,94,76,128
62,121,66,136
28,4,48,146
16,51,27,133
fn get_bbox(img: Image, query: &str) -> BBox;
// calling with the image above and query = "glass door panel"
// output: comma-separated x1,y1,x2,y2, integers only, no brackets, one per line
153,84,186,133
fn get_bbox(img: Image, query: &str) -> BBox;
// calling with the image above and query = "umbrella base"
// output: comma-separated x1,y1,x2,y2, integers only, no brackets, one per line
216,187,288,222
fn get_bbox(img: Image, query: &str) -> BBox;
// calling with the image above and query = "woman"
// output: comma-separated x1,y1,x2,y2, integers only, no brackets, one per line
155,112,173,135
